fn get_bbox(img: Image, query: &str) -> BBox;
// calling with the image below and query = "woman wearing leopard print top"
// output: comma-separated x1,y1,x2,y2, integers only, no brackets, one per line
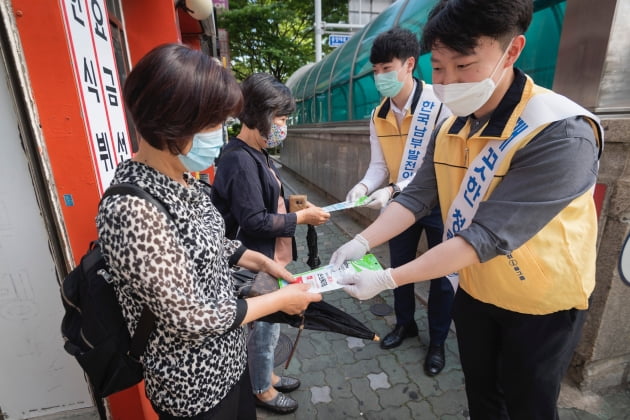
96,44,321,419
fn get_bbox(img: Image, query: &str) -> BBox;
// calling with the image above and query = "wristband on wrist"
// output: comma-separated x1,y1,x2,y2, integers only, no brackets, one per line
388,182,401,198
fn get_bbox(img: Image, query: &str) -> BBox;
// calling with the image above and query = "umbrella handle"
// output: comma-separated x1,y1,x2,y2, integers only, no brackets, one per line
284,315,305,369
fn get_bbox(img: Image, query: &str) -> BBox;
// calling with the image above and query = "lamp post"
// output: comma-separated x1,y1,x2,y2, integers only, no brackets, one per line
314,0,366,62
315,0,323,62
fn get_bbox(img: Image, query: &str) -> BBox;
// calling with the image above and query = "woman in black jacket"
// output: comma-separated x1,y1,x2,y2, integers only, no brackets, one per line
211,73,330,414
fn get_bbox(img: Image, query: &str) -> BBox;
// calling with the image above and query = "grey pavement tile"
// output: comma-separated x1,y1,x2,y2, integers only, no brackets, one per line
377,382,423,408
349,377,382,413
434,369,466,393
300,354,335,374
429,388,468,418
295,369,325,388
323,366,355,400
365,404,413,420
310,385,332,404
367,372,391,391
315,396,363,419
342,357,381,380
408,399,440,419
377,353,412,386
353,341,388,362
410,370,445,400
333,344,364,366
347,336,366,349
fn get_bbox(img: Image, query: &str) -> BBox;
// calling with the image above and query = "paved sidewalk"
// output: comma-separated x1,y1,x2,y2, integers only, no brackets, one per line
260,158,630,420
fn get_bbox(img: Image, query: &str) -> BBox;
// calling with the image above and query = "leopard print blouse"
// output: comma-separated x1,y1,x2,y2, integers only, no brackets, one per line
96,160,247,417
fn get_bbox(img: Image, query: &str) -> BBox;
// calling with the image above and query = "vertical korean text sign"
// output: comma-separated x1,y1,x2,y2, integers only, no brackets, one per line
61,0,132,194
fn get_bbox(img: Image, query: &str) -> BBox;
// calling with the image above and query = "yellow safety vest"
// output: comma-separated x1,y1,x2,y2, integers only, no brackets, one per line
434,79,602,314
372,82,422,183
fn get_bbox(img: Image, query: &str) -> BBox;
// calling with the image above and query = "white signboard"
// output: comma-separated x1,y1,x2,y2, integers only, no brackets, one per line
61,0,132,194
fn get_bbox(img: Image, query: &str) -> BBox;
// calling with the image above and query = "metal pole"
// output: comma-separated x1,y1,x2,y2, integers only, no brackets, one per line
315,0,322,62
323,22,364,30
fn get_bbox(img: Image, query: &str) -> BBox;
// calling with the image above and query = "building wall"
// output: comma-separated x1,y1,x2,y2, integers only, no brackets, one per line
570,118,630,390
348,0,396,25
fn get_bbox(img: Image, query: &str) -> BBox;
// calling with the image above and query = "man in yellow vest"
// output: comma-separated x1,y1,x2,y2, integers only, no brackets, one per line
331,0,603,418
344,27,453,376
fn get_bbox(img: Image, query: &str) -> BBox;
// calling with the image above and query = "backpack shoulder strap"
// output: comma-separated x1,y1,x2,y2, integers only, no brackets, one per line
100,182,165,361
101,182,171,220
197,178,213,198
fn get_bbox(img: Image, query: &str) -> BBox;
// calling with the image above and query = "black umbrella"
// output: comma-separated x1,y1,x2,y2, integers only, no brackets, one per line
306,224,321,269
266,299,379,368
260,299,378,341
287,194,321,269
240,271,380,367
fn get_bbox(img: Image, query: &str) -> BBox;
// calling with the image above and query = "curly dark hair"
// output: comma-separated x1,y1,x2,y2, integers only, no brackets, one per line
421,0,533,55
123,43,242,155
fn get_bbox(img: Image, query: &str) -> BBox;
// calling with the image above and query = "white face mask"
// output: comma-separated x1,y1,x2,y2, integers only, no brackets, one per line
178,127,223,172
433,41,512,117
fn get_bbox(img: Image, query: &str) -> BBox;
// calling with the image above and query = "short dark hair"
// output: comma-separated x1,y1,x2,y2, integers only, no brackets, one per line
123,43,242,154
421,0,533,55
238,73,295,138
370,27,420,67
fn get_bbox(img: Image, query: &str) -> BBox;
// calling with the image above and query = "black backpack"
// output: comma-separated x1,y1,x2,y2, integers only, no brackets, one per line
60,183,172,400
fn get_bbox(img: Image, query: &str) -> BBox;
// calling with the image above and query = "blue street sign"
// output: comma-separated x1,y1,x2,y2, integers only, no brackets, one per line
328,34,351,47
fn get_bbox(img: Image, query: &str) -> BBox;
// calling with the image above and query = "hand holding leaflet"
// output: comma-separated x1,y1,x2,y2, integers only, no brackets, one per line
365,187,392,209
279,254,383,293
337,268,397,300
321,195,373,213
329,234,370,269
346,183,368,202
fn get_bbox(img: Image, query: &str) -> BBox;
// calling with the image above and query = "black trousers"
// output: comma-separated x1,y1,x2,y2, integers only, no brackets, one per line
389,216,454,346
452,288,586,420
153,367,256,420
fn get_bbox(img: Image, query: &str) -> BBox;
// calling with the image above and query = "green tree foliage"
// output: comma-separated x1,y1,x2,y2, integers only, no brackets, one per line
218,0,348,82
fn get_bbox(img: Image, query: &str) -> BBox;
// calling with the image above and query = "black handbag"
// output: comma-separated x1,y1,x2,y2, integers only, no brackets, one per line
232,269,280,298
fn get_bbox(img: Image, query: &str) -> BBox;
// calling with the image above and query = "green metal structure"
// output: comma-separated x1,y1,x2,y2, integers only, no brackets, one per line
288,0,566,125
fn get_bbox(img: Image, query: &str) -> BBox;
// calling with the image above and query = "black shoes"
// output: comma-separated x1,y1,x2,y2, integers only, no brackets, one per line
381,324,446,376
424,344,446,377
255,376,301,414
273,376,300,393
380,323,419,349
255,392,298,414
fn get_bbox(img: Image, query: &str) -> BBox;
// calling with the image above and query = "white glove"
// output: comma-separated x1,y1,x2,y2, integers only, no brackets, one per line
329,234,370,269
365,186,392,209
338,268,397,300
346,183,368,202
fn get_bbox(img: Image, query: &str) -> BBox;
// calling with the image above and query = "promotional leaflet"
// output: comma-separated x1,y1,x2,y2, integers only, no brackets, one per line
279,254,384,293
321,196,373,212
